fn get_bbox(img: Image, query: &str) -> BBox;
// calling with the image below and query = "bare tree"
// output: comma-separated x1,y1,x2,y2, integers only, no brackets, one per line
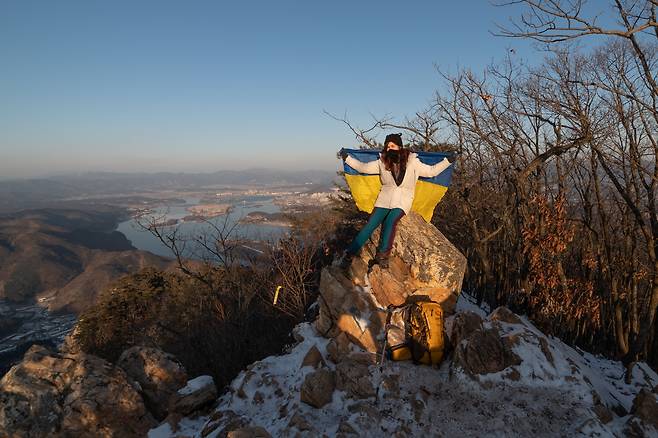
495,0,658,380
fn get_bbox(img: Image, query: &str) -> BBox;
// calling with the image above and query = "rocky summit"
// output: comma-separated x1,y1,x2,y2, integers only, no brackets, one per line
3,212,658,437
149,306,658,437
315,211,467,355
350,211,467,312
146,213,658,437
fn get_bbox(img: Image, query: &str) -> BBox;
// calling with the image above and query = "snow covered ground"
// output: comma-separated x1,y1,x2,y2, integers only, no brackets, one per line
149,293,658,437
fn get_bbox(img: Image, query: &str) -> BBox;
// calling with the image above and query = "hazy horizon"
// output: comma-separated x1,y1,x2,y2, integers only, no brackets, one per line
0,152,341,180
0,162,339,182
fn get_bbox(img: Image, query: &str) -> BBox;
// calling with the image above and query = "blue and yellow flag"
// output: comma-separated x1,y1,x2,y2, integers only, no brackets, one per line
342,148,455,222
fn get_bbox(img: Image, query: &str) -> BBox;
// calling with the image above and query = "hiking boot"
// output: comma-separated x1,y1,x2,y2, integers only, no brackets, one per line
368,252,390,270
377,255,390,269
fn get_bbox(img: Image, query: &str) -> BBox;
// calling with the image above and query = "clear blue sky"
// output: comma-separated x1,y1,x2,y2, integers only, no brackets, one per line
1,0,542,178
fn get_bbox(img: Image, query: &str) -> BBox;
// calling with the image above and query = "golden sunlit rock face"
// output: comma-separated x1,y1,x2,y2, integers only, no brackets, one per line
362,211,466,313
316,211,467,354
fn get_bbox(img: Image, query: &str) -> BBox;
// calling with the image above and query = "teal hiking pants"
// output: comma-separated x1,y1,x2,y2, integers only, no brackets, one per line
346,207,405,258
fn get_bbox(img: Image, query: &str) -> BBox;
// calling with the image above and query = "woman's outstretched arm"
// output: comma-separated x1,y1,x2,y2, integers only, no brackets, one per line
415,156,451,178
345,154,381,174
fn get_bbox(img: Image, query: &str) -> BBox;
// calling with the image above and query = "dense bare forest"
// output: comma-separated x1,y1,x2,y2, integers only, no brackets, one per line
336,0,658,377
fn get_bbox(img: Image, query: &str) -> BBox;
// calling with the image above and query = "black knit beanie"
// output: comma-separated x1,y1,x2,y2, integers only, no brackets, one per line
384,133,403,149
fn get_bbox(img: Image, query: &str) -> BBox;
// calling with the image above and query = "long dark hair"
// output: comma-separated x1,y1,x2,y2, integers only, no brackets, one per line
381,133,410,185
381,148,410,171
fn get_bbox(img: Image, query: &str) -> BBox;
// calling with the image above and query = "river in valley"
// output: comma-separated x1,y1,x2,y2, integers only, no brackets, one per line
0,195,292,376
116,195,290,258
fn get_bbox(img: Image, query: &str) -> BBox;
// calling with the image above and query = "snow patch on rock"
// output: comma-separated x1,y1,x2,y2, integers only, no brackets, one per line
178,375,215,396
149,294,658,437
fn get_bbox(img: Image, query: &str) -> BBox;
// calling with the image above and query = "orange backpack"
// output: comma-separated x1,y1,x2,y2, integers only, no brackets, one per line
386,299,446,366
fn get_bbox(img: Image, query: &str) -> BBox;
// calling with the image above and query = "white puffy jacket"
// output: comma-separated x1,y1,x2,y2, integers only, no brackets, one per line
345,152,452,215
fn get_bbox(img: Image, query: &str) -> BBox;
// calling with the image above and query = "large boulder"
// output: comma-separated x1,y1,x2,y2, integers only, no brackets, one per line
353,211,466,314
0,345,156,438
326,332,353,364
117,346,188,420
335,359,376,399
300,369,336,408
227,426,272,438
315,266,387,353
318,212,466,355
453,327,522,376
449,311,484,348
631,389,658,428
489,306,523,325
300,345,326,369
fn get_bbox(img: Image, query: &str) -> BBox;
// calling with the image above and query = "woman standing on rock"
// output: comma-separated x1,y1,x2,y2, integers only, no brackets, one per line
338,133,454,270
